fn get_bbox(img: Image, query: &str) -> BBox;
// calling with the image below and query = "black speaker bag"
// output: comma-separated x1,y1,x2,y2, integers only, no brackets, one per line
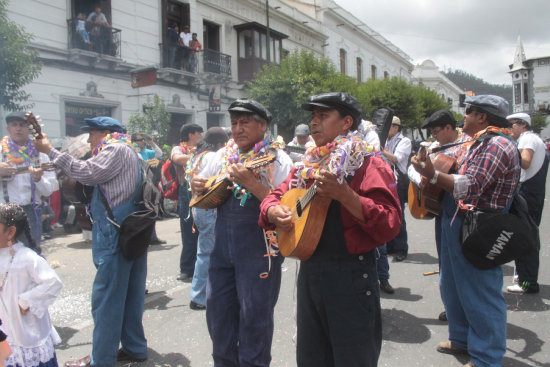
460,194,538,270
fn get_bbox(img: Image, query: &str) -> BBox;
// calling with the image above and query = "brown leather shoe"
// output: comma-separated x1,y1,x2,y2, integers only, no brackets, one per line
64,355,91,367
436,341,469,356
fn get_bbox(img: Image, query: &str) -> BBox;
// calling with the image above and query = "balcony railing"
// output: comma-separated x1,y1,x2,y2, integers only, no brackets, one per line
67,19,121,58
159,43,231,79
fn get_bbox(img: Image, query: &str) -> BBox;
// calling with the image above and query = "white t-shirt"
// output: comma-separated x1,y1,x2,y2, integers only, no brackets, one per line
518,131,546,182
180,32,192,47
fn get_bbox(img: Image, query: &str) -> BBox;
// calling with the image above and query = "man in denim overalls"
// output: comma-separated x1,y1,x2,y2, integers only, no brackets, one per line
34,117,148,367
191,99,293,366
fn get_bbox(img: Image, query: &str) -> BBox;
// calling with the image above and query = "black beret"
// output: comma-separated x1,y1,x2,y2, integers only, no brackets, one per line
301,92,362,122
228,99,272,123
5,111,27,124
421,110,457,130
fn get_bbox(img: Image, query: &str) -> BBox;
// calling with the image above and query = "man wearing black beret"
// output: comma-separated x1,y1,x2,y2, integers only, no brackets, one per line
191,98,293,366
260,92,402,366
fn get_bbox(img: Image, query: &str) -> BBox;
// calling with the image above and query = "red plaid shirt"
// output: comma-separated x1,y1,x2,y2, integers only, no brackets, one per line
455,134,520,211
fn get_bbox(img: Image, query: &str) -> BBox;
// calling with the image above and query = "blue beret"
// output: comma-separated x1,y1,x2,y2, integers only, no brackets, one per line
82,116,123,133
464,95,509,119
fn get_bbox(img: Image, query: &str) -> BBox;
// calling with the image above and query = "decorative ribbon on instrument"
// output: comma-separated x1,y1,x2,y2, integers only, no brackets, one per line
1,137,40,165
456,126,514,212
222,134,283,207
291,130,378,189
92,132,135,157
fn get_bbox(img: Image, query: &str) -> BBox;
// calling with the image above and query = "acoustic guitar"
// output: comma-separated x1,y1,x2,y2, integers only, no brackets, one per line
189,154,275,209
408,152,457,218
277,184,331,260
1,163,55,181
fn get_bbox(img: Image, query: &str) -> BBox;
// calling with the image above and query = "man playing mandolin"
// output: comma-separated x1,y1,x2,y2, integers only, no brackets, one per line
190,99,292,366
0,111,56,252
259,92,402,367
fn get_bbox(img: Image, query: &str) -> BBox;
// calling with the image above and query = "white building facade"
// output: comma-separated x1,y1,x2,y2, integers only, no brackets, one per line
3,0,412,143
411,60,465,114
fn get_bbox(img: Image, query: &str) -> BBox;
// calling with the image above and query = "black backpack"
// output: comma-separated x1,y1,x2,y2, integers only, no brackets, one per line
100,158,163,260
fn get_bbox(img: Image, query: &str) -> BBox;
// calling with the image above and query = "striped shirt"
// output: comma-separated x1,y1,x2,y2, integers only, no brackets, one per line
49,143,139,207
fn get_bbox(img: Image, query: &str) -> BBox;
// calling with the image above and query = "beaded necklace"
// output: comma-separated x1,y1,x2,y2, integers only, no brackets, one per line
92,132,135,157
291,130,378,189
185,150,209,183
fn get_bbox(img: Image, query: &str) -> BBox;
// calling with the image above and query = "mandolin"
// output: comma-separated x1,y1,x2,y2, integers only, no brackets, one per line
277,184,331,260
189,154,276,209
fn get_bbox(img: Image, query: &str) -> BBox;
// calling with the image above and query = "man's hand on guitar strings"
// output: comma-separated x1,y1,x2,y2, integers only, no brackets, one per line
0,162,17,177
313,169,345,201
226,163,256,188
411,155,435,181
267,205,293,232
28,166,44,182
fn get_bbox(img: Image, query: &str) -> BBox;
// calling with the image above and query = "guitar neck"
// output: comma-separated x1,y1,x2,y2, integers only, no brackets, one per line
296,183,318,215
14,163,55,175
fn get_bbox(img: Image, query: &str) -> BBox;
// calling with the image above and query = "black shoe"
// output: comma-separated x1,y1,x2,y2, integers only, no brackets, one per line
117,349,147,362
438,311,447,321
394,252,407,262
379,279,395,294
150,238,166,245
177,273,193,282
189,300,206,310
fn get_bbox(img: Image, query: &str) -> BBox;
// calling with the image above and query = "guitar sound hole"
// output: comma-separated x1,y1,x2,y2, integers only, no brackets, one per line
296,202,303,217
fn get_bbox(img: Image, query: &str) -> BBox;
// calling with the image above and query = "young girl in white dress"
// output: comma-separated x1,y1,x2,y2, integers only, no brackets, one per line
0,203,62,367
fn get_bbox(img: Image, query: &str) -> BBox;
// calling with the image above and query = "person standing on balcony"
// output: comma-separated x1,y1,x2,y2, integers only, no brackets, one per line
179,25,192,70
87,7,111,54
167,23,179,68
188,32,202,72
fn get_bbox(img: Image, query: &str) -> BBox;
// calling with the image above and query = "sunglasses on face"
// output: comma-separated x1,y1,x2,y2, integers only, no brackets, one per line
430,127,443,137
465,106,483,115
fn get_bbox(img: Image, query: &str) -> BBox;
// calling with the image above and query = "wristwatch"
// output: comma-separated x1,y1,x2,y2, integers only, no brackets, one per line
430,170,439,184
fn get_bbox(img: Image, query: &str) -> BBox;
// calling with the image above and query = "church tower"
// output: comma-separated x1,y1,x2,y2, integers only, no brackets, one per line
509,36,530,113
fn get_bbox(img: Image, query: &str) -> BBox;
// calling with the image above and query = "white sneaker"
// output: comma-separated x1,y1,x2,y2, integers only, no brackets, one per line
507,284,525,293
53,223,64,228
513,275,519,284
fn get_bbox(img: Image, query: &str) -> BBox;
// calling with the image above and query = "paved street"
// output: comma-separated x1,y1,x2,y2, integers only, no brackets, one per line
45,186,550,367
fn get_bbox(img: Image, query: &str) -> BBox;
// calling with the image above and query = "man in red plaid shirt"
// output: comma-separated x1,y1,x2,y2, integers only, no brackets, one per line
412,95,520,367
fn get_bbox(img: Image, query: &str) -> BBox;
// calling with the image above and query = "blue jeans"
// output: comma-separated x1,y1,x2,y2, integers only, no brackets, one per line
206,196,282,367
190,208,216,306
386,178,408,254
375,243,389,280
179,184,198,276
22,204,42,252
439,193,506,367
89,164,147,367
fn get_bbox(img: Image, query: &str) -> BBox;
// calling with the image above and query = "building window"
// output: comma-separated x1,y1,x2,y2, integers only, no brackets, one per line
523,82,528,103
339,49,346,75
371,65,377,80
356,57,362,82
203,21,220,51
384,71,389,79
514,83,521,104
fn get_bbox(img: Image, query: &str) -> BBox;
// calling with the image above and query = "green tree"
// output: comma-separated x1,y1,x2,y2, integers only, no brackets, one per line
0,0,42,111
531,114,549,135
246,50,358,140
127,95,171,149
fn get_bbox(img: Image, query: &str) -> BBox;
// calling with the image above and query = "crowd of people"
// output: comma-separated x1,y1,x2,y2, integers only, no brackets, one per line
0,93,548,367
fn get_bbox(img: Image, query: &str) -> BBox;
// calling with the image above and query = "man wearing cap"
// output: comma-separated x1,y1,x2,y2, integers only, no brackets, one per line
408,109,469,321
382,116,411,263
33,116,149,367
506,112,548,294
260,92,401,367
179,25,192,70
412,95,520,367
0,111,56,252
286,123,313,162
172,123,203,283
185,127,229,310
190,99,292,366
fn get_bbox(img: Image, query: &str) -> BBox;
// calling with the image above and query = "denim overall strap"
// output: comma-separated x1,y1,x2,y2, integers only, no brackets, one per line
88,153,148,367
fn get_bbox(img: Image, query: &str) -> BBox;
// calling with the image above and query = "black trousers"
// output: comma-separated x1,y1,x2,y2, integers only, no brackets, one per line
297,251,381,367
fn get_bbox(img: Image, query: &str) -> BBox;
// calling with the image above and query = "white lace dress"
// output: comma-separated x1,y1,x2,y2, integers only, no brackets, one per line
0,242,62,367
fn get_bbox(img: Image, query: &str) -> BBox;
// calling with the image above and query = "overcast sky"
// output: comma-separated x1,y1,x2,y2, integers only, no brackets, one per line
335,0,550,85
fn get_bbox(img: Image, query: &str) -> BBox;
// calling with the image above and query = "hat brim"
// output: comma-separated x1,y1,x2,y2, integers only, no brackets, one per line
301,102,334,111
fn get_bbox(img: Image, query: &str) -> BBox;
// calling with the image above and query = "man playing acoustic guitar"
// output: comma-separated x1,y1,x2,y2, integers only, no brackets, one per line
259,92,401,367
190,99,292,367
